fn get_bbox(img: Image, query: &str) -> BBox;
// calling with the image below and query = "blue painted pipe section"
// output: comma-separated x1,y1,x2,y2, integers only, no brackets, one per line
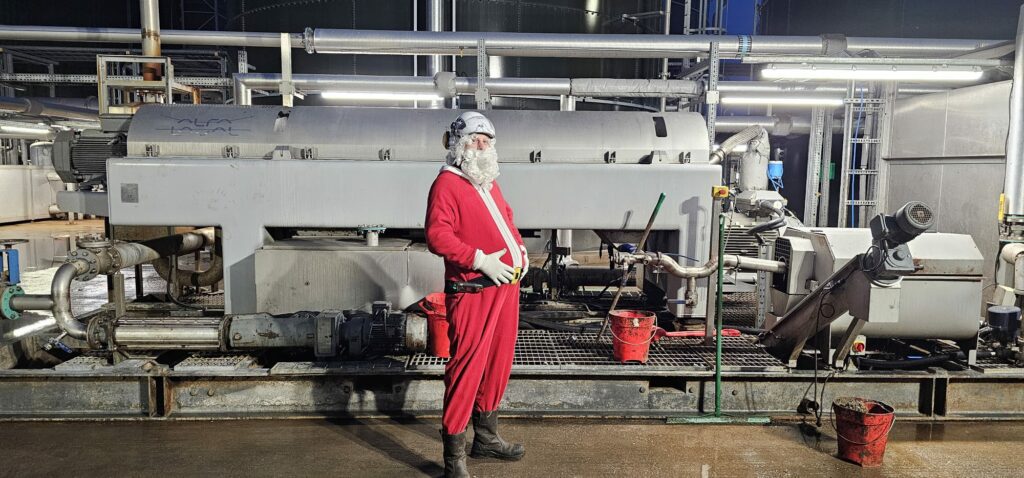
7,249,18,285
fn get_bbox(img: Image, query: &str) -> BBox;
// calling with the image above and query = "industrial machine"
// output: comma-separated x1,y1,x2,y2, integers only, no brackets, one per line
0,99,1019,421
762,202,986,365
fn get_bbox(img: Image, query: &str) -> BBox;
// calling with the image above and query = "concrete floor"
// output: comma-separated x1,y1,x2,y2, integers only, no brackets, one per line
2,419,1023,477
3,222,1023,477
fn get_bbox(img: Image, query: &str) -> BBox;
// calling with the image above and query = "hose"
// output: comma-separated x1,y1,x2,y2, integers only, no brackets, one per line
746,200,787,235
855,353,956,370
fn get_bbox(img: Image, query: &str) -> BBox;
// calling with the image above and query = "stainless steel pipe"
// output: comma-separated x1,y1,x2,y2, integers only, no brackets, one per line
52,261,89,340
624,252,786,278
0,25,303,48
140,0,162,80
112,318,223,350
0,96,98,121
0,25,997,57
232,73,700,105
306,29,1000,58
427,0,444,77
9,295,55,311
1005,4,1024,219
48,229,216,341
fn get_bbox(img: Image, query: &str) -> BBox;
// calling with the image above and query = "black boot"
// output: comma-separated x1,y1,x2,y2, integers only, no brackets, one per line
441,429,470,478
470,410,525,461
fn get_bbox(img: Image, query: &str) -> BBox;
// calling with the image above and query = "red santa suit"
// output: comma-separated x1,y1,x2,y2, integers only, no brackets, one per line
425,165,525,435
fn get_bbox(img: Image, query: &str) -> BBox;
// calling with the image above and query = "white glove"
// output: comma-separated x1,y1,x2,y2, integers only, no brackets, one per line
474,249,515,285
519,244,529,276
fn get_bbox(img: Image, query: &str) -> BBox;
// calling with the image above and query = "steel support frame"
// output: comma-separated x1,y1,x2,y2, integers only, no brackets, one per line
706,42,720,146
1,367,1021,420
803,107,826,226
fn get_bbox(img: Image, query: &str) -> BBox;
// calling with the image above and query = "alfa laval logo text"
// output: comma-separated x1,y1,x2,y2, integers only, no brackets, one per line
157,114,255,136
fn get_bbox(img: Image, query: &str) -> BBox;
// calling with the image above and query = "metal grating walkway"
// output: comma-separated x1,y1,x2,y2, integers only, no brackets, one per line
974,355,1024,376
407,330,786,373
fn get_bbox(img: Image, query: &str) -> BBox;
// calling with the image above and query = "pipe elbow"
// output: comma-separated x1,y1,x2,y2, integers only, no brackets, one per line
51,261,88,340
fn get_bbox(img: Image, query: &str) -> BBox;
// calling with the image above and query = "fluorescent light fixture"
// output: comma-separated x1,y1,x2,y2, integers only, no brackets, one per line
0,125,51,135
761,63,984,82
320,91,443,102
720,93,844,107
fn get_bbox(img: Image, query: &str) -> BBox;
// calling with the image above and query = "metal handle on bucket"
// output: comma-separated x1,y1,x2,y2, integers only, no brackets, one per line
828,410,896,446
608,322,659,347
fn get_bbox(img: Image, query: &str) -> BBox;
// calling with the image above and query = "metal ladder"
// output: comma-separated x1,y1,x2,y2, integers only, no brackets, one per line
837,83,885,228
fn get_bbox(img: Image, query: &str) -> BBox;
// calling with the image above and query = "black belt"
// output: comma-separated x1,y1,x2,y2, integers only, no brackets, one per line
444,268,522,294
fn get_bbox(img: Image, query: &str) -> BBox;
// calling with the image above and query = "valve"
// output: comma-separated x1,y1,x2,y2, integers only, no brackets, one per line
43,332,72,354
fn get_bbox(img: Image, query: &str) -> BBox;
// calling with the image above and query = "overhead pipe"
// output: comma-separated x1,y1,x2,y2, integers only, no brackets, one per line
0,25,999,58
140,0,162,81
232,73,701,105
426,0,444,77
718,81,948,96
714,115,846,136
1004,4,1024,220
0,130,55,141
660,0,672,112
305,29,1002,59
0,96,98,121
0,25,303,48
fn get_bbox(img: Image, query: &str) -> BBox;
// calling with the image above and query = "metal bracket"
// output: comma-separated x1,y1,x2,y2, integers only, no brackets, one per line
604,151,617,163
222,145,239,158
378,148,392,161
144,144,160,157
271,146,290,160
832,316,866,367
475,39,491,110
529,150,542,163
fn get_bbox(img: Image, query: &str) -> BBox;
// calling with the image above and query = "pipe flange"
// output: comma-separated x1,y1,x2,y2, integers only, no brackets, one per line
107,245,125,271
303,27,315,54
77,237,112,251
85,316,110,349
1,285,24,321
68,250,99,281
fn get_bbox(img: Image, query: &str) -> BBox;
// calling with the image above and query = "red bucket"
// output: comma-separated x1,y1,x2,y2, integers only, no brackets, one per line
609,310,657,363
832,397,896,467
419,293,450,358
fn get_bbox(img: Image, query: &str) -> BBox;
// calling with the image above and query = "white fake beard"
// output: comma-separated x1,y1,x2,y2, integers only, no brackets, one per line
460,146,500,187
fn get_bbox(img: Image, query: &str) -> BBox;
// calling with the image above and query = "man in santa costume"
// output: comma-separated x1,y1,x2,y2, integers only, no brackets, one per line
425,111,528,477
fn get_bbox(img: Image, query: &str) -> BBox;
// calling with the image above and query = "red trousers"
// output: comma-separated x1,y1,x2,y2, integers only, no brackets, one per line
442,283,519,434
